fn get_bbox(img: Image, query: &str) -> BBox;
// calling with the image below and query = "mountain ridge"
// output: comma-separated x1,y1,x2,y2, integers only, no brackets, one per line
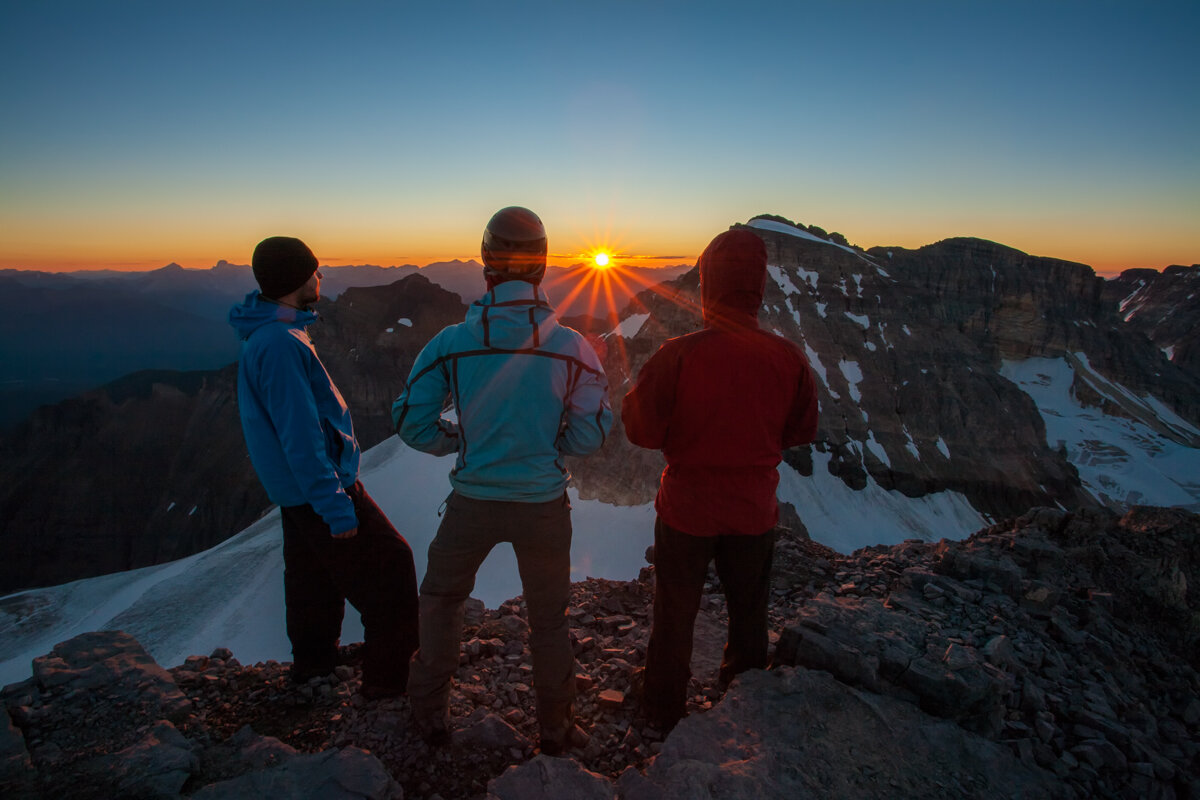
1,218,1196,595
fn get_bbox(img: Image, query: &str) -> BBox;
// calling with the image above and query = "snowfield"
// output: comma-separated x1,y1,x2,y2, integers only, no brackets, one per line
1001,356,1200,510
1,433,994,685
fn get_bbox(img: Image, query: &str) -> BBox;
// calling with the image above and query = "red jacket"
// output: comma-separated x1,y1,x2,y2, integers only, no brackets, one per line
622,229,819,536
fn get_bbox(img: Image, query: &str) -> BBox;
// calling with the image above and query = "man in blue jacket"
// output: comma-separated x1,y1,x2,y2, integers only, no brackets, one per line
393,207,613,752
230,235,418,698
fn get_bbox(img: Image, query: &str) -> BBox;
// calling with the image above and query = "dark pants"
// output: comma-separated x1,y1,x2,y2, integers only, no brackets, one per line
408,491,575,740
280,481,419,690
643,516,775,728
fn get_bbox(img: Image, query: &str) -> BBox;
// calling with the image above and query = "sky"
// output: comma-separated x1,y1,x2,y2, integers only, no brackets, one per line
1,1,1197,277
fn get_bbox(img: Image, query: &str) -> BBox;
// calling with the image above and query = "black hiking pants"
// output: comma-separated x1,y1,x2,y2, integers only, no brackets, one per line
280,481,419,691
643,516,775,729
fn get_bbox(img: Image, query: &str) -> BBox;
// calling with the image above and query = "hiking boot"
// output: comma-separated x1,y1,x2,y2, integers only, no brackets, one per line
362,681,406,701
411,701,452,748
289,662,335,684
629,666,683,732
415,716,451,748
540,722,589,756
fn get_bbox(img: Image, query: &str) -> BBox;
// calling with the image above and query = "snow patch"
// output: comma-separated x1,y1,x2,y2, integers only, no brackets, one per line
783,297,804,330
746,219,861,257
804,342,831,390
778,452,988,554
935,437,951,459
903,428,922,461
864,430,891,467
767,265,802,296
1071,351,1200,440
844,312,870,329
1118,282,1146,313
839,360,863,403
610,313,649,339
876,322,893,350
1002,356,1200,510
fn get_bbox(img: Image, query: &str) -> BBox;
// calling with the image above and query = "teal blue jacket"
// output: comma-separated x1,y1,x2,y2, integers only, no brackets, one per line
230,291,359,534
392,280,612,502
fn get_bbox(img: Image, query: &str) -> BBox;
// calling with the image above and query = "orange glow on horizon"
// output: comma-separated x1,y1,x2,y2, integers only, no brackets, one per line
540,256,704,378
0,224,1191,276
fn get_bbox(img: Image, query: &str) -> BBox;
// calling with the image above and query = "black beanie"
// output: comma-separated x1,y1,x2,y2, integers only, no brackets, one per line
252,236,319,299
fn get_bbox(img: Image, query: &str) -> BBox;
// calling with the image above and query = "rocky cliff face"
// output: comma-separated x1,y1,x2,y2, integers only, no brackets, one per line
308,275,469,449
0,275,466,594
3,507,1196,799
573,223,1200,520
0,365,265,592
1104,264,1200,380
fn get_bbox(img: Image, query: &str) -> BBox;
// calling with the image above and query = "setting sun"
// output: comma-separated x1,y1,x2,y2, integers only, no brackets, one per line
593,251,610,268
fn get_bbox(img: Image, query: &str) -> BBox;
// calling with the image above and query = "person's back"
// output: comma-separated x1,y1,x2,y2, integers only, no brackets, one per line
623,227,818,731
624,229,818,536
394,207,612,753
396,278,608,502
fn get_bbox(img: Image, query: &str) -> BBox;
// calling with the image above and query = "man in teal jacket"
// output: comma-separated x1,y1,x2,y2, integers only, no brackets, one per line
393,207,612,752
231,235,418,697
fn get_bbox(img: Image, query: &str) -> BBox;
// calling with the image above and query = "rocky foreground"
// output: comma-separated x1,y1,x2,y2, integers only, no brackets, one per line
2,506,1197,799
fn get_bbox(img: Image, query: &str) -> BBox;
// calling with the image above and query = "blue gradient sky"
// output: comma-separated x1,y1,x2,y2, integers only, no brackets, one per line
1,0,1196,275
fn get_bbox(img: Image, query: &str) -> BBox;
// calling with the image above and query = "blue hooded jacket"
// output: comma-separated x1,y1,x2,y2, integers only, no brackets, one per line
392,280,612,502
229,291,359,534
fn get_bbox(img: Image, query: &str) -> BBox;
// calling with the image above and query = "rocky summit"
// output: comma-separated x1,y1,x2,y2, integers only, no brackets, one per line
2,505,1197,799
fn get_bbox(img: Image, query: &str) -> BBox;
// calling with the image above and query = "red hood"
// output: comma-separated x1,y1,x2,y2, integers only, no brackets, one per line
699,229,767,328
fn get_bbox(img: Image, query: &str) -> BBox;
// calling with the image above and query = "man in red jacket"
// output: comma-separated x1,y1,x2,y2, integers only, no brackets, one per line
622,227,819,731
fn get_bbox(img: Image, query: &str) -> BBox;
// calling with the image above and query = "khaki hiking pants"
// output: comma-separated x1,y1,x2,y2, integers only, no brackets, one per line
408,491,576,738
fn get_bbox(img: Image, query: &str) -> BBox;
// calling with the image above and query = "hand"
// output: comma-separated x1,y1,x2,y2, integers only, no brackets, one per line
332,527,358,539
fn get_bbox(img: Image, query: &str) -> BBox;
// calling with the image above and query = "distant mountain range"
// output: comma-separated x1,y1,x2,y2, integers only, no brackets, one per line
0,259,690,430
0,217,1196,595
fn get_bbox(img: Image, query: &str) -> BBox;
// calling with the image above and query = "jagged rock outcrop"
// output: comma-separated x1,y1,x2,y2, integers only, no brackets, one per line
1,633,400,799
617,667,1059,800
876,240,1200,427
1104,264,1200,380
3,507,1196,799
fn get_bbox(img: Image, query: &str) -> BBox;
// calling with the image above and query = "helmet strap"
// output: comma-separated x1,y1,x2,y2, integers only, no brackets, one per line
484,267,545,290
